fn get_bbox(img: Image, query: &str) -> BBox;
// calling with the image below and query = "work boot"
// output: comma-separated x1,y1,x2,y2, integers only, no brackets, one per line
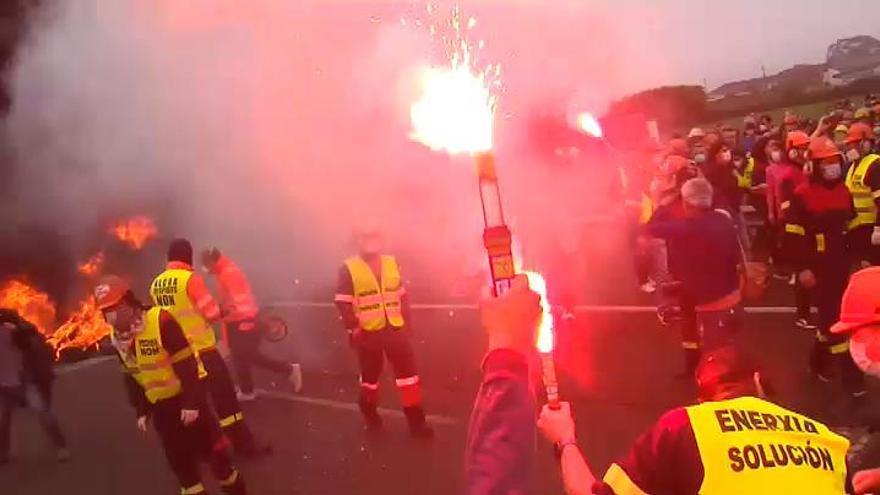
358,397,383,431
403,406,434,440
229,424,272,460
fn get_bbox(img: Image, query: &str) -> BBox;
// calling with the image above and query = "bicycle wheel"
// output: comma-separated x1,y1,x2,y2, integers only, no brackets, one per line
261,315,289,343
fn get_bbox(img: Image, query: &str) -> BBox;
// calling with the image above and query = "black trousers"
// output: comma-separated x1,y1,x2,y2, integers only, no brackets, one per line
846,225,880,267
151,394,244,494
354,329,422,408
0,383,67,456
227,321,290,394
200,349,256,452
810,258,866,397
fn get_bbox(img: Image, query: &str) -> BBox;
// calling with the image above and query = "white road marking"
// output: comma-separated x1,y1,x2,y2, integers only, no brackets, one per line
56,356,116,375
267,301,801,314
254,389,458,425
55,357,458,425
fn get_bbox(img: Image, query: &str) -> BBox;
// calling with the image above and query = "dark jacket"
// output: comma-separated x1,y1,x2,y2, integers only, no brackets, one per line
0,309,55,392
646,210,741,306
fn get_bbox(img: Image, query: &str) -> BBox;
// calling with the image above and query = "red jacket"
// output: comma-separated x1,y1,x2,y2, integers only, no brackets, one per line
211,256,259,323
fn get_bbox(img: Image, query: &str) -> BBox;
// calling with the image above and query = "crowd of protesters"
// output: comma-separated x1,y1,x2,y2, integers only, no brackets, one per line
464,95,880,494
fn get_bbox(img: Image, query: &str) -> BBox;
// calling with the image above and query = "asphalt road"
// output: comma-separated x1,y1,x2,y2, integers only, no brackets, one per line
3,306,880,495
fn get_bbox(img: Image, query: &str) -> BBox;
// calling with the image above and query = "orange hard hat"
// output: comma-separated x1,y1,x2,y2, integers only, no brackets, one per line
660,155,693,176
785,130,811,150
846,122,875,144
832,267,880,334
94,275,129,310
808,136,840,160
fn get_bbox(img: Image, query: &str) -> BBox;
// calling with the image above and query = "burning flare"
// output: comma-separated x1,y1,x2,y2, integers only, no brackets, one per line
77,251,105,276
577,112,604,139
409,9,499,155
0,280,57,337
110,216,158,250
48,297,112,359
525,271,554,353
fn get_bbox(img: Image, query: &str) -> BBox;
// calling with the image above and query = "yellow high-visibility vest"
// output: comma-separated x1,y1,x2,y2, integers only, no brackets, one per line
686,396,849,494
114,307,206,404
344,255,405,332
735,157,756,189
845,154,880,230
151,269,216,352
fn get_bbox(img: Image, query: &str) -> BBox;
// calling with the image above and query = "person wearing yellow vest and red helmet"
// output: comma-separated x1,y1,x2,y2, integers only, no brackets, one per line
334,225,432,438
95,275,246,495
152,238,269,458
200,247,302,401
538,345,853,495
843,122,880,267
787,137,867,401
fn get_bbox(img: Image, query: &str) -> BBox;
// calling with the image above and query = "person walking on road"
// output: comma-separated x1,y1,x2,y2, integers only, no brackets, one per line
334,225,433,438
200,248,302,401
786,137,866,403
645,177,744,373
0,309,70,465
96,276,246,495
152,238,269,458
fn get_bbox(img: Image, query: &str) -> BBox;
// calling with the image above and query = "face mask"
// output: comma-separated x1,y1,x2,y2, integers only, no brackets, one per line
850,328,880,378
788,149,799,161
733,159,745,169
719,151,732,163
847,148,862,162
693,153,706,164
821,163,842,181
770,151,783,163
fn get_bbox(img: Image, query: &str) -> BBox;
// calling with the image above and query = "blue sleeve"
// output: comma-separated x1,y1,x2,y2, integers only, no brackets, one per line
465,349,535,495
646,218,686,240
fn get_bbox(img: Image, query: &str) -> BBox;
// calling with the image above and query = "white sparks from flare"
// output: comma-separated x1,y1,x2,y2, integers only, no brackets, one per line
525,271,554,354
408,8,500,155
577,112,604,139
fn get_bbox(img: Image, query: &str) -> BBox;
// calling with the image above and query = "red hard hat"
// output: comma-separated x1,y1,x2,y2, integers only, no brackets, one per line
832,267,880,334
808,136,840,160
94,275,129,310
846,122,875,144
785,130,811,150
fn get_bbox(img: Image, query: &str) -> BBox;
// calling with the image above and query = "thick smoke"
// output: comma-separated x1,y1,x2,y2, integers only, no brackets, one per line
4,0,666,302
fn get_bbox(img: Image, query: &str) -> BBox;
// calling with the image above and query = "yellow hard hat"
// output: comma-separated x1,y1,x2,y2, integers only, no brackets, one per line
855,107,872,120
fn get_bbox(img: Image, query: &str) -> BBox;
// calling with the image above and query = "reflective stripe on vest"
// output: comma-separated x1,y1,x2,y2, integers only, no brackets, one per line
736,158,756,189
344,255,405,332
686,396,849,494
151,269,216,352
846,154,880,230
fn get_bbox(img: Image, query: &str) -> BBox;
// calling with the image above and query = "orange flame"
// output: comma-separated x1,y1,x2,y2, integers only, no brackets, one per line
48,297,112,359
110,216,158,250
0,280,57,338
409,9,500,154
524,271,554,354
77,251,105,276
